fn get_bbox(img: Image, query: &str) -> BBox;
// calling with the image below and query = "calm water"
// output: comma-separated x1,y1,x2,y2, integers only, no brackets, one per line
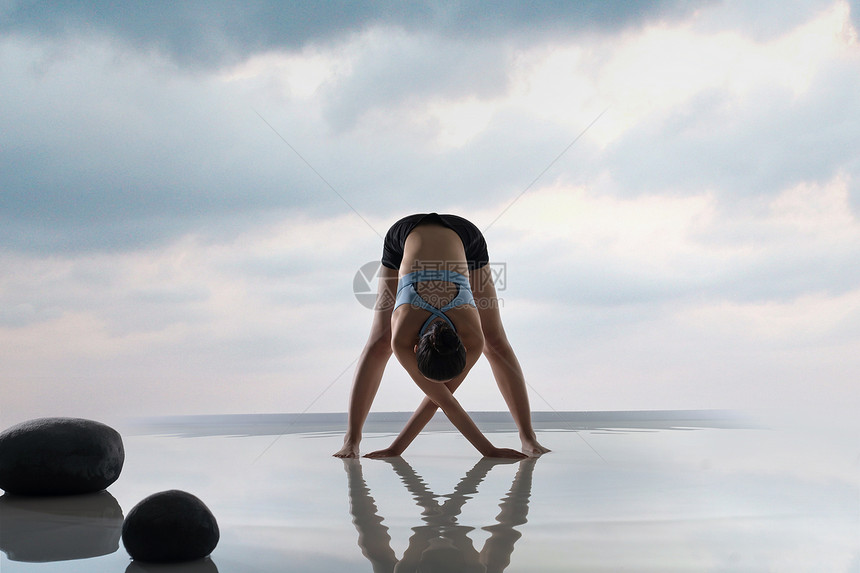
1,412,858,572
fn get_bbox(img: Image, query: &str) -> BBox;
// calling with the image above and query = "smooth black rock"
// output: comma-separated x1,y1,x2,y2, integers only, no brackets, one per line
122,490,220,563
0,418,125,496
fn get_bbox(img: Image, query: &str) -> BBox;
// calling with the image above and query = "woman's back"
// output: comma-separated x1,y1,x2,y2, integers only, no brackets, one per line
401,222,470,276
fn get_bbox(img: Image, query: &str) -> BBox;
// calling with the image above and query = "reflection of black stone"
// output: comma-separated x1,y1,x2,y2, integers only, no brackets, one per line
122,490,220,563
0,417,125,495
125,556,220,573
0,491,123,562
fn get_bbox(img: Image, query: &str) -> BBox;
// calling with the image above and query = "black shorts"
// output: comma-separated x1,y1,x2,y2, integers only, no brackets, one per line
381,213,489,271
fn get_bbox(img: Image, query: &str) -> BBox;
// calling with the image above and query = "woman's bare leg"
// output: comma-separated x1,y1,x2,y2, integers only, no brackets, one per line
471,265,550,456
334,266,398,458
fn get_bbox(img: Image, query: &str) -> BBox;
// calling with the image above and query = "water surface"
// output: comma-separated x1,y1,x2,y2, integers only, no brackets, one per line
1,411,858,572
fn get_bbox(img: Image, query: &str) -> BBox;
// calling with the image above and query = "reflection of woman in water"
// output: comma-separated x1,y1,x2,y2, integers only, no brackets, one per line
343,456,536,573
334,213,549,459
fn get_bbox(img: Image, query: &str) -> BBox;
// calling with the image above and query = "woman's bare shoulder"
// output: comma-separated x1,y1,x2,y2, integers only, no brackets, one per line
448,306,484,347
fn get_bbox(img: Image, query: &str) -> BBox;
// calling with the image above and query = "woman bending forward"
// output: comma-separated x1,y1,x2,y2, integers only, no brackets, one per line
334,213,549,459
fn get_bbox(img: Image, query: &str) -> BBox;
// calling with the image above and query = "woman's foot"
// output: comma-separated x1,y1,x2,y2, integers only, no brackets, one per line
363,447,403,459
521,436,550,457
333,441,360,458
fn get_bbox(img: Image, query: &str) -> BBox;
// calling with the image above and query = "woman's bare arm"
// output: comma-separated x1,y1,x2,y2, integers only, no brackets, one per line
333,266,399,458
365,310,478,458
377,341,526,459
364,356,469,459
365,307,484,458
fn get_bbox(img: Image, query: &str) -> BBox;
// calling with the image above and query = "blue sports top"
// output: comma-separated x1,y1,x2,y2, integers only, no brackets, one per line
394,269,476,335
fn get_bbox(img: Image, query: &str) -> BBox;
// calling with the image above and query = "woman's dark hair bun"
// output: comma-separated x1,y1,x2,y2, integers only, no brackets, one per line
429,323,460,355
416,320,467,381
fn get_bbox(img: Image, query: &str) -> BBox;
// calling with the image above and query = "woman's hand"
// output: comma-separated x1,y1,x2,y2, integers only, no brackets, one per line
483,447,529,460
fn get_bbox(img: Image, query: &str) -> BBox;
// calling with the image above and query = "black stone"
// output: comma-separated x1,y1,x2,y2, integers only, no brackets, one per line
122,490,220,563
0,418,125,496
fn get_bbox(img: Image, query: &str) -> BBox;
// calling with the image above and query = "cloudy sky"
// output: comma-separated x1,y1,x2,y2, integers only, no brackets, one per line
2,1,859,427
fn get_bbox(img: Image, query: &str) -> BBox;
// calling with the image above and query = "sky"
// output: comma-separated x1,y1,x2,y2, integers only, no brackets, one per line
1,0,859,427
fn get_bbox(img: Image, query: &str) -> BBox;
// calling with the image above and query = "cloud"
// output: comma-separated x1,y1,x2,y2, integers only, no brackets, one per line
0,30,601,253
0,36,360,253
1,1,709,68
2,0,858,423
316,29,511,132
847,0,860,29
2,172,859,421
484,169,860,313
0,212,393,421
597,2,860,200
4,1,854,255
695,0,846,39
